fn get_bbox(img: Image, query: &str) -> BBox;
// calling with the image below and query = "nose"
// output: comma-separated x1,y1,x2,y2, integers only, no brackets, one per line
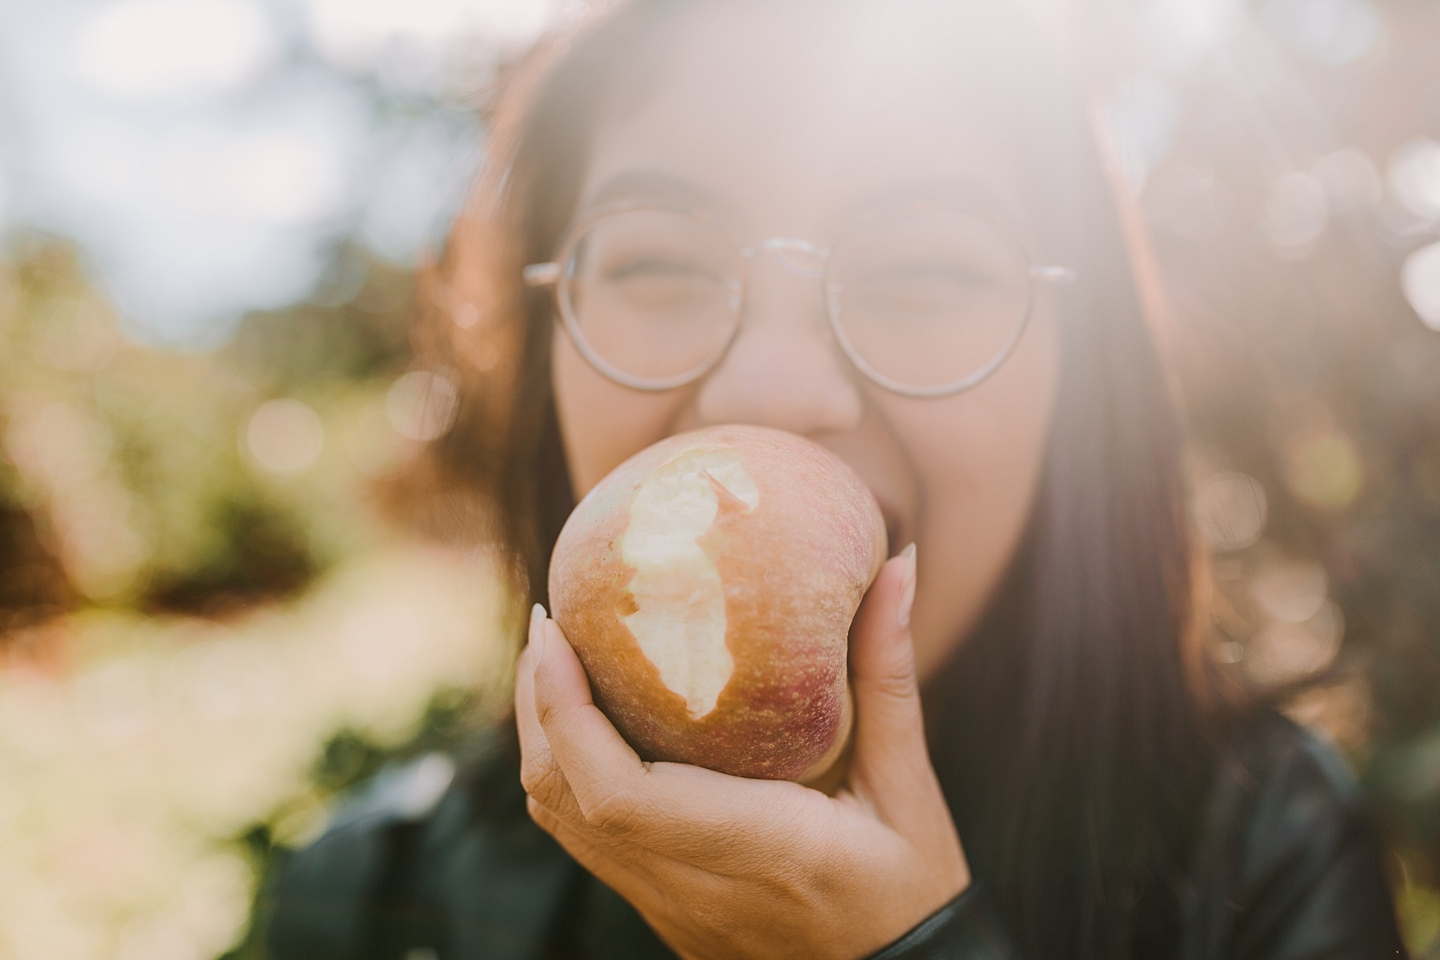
693,263,864,434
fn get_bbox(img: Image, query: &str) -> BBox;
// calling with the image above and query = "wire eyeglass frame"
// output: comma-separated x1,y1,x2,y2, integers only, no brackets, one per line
523,199,1076,399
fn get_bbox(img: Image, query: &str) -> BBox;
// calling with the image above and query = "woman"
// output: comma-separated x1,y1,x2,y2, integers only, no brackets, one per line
266,0,1408,956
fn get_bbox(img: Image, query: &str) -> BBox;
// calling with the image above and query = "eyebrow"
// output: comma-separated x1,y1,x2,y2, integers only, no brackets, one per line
580,170,1021,231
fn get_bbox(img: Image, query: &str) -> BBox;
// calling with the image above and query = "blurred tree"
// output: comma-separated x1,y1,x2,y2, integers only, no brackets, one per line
0,500,74,633
0,236,418,632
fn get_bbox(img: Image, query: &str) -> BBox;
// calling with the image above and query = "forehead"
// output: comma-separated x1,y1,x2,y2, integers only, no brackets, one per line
578,2,1041,234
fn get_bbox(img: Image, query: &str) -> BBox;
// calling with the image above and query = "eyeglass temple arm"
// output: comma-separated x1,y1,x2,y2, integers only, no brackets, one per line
523,262,562,287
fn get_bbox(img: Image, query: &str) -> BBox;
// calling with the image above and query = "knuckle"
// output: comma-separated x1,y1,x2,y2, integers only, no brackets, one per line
534,698,559,732
867,667,919,706
581,785,645,840
517,754,545,794
520,757,570,810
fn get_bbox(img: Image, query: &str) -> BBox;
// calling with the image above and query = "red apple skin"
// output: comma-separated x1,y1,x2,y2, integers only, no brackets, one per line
548,424,887,780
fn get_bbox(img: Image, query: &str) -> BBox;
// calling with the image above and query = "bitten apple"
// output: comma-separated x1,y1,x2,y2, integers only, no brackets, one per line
547,424,887,782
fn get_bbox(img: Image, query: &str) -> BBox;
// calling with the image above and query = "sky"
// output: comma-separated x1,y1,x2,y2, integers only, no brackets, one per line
0,0,563,346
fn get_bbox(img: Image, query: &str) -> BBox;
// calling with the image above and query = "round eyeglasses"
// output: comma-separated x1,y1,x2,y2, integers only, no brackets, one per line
523,201,1075,399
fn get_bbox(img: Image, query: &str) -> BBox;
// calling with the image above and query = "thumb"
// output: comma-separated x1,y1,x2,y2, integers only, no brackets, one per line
846,544,939,818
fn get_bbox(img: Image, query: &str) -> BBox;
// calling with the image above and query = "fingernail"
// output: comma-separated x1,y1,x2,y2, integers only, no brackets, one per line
898,543,917,628
529,603,547,664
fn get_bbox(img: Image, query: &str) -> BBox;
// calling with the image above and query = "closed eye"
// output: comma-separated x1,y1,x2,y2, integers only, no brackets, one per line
605,257,723,283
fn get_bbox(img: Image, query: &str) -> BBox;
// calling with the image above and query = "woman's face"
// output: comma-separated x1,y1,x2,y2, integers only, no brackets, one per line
550,2,1061,679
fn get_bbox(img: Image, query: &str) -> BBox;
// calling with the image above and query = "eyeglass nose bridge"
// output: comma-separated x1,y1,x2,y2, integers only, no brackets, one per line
741,237,831,279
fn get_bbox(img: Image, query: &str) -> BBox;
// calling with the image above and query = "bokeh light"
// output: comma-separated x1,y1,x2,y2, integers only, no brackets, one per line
244,399,326,475
72,0,277,103
385,369,460,442
1260,0,1384,65
1193,471,1269,551
307,0,560,84
1250,557,1328,623
1132,0,1244,70
1388,138,1440,222
1245,601,1344,685
1283,427,1364,511
1402,241,1440,331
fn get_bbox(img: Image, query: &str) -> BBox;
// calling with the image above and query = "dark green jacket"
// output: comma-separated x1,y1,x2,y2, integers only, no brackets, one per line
265,712,1407,959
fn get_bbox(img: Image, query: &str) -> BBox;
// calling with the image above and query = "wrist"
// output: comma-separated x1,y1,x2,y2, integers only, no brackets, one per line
864,882,1019,960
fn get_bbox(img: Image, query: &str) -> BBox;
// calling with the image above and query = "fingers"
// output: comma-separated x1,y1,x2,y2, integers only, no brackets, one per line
846,545,945,825
518,610,725,902
519,608,715,851
515,604,586,825
527,613,656,837
848,546,969,895
523,610,833,866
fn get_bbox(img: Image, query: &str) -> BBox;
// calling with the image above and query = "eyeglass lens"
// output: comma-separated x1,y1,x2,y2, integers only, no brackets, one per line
560,207,1031,391
828,208,1030,391
563,209,741,383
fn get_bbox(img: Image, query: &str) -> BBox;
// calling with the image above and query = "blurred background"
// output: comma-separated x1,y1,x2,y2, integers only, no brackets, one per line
0,0,1437,956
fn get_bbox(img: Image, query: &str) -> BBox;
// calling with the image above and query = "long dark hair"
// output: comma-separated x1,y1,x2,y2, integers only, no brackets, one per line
413,1,1238,956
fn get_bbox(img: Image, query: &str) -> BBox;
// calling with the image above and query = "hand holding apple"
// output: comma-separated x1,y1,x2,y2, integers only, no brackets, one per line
515,548,971,960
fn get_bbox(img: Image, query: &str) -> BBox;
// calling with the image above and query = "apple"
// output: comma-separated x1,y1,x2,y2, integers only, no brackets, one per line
547,424,887,782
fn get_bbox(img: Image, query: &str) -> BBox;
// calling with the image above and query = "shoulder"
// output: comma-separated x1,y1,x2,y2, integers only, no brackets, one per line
1187,710,1406,959
1222,710,1365,859
264,726,578,960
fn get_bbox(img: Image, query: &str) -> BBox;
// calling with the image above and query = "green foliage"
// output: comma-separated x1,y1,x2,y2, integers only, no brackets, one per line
0,238,416,618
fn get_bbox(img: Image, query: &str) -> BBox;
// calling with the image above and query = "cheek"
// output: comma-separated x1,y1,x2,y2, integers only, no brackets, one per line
889,310,1059,676
552,331,692,498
